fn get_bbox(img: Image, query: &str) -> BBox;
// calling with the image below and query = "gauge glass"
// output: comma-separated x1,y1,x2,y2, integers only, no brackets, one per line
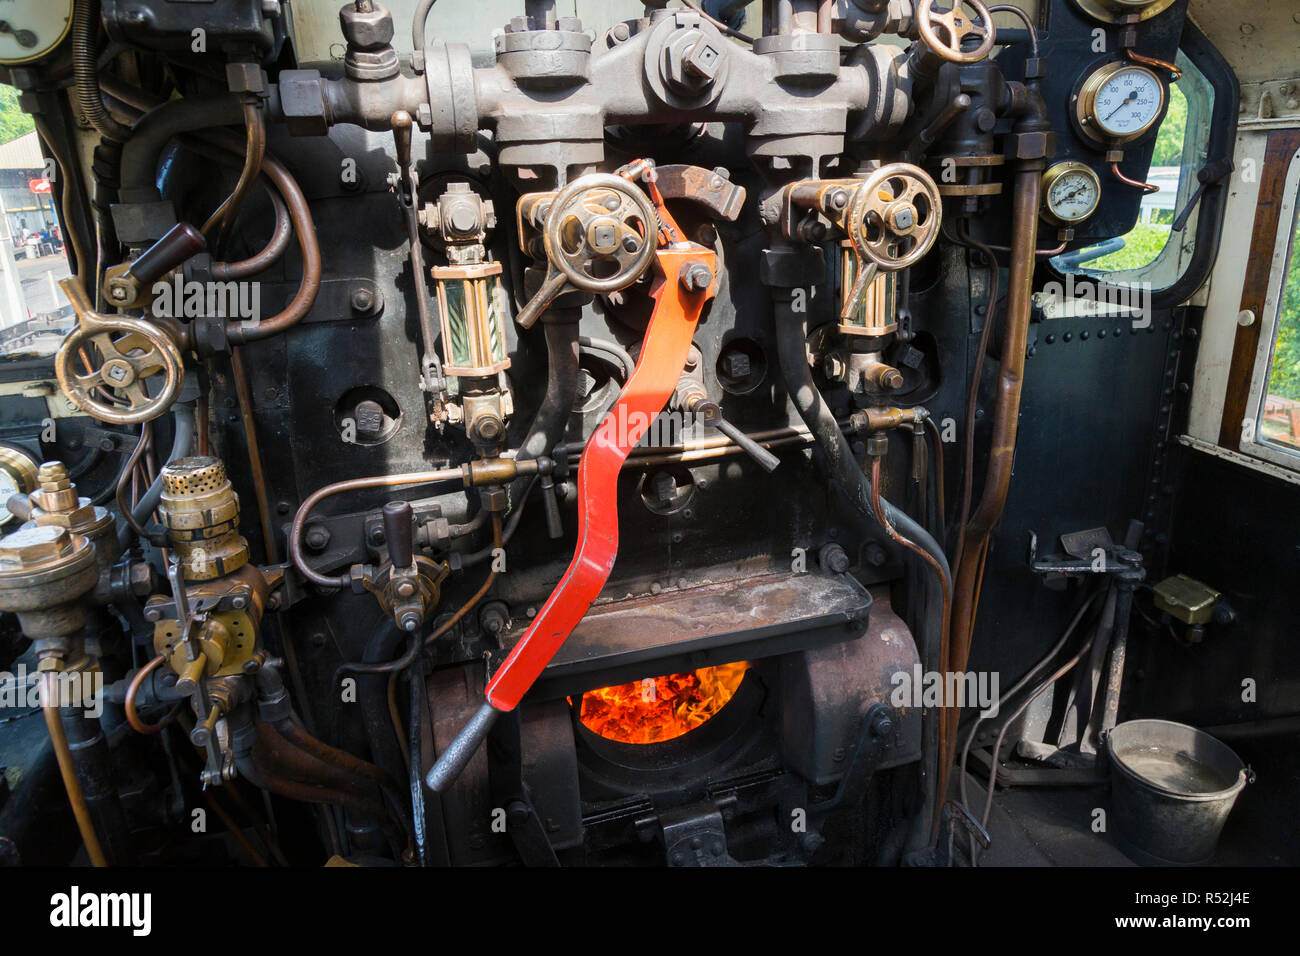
0,1,73,65
1044,164,1101,224
1091,65,1164,140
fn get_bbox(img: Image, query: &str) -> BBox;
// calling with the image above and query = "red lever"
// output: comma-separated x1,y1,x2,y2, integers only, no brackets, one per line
426,243,716,791
488,246,715,708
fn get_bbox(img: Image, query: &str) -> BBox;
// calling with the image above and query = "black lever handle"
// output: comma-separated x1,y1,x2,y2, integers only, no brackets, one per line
382,500,415,569
125,222,206,287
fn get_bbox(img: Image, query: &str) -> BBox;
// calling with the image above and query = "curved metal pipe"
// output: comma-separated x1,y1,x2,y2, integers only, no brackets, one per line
773,291,947,852
506,316,581,509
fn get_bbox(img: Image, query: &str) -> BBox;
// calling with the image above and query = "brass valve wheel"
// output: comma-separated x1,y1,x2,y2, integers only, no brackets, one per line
516,173,659,328
54,278,184,425
916,0,996,64
845,163,943,272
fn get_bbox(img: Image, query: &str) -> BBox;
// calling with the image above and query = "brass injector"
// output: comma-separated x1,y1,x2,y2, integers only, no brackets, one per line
144,456,269,785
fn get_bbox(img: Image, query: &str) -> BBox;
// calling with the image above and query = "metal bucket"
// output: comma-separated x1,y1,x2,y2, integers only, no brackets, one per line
1105,718,1252,866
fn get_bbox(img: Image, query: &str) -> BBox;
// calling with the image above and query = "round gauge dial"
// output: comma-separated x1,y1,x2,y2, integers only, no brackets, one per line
1077,62,1166,145
0,1,73,65
1041,162,1102,226
0,446,40,526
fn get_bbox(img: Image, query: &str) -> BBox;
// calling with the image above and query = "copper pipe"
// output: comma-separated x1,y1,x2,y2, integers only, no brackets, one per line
952,223,999,596
1110,162,1159,194
276,719,396,791
230,347,279,563
388,673,410,772
115,422,153,538
254,721,385,811
423,513,502,649
211,185,292,280
1125,47,1181,81
95,77,321,345
125,654,169,734
41,672,109,867
202,100,266,242
289,467,464,588
224,153,321,343
946,164,1044,775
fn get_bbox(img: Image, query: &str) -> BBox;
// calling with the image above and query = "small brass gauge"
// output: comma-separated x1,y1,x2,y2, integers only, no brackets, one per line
1041,162,1102,226
0,0,73,65
1072,0,1179,25
0,446,40,526
1075,61,1166,145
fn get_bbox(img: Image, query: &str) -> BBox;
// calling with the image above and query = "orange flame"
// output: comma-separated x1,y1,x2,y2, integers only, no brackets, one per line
576,661,750,744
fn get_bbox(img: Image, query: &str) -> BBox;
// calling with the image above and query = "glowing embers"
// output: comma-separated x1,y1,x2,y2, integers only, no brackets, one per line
576,661,750,744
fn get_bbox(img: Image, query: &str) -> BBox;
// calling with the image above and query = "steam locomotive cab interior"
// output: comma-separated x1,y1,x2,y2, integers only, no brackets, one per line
0,0,1295,869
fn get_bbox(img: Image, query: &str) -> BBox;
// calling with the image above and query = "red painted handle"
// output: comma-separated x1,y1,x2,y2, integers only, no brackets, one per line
485,247,715,710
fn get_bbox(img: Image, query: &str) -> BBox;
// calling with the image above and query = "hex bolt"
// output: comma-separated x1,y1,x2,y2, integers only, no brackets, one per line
621,234,641,253
679,262,713,293
818,543,851,574
870,710,894,739
350,288,374,312
304,525,331,552
827,189,849,211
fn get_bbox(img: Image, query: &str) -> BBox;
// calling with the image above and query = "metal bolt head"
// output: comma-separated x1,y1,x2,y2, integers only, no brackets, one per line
823,353,848,381
350,288,375,312
679,262,713,293
0,524,74,570
394,579,417,600
305,524,332,552
398,610,422,632
36,462,70,490
891,205,916,232
870,710,894,739
354,400,385,437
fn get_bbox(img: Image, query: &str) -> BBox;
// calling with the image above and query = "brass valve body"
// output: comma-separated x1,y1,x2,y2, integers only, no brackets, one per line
158,457,251,581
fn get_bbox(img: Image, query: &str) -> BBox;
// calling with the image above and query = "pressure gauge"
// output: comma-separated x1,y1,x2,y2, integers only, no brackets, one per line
1076,62,1166,145
1073,0,1179,25
0,1,73,65
1041,162,1102,226
0,446,40,526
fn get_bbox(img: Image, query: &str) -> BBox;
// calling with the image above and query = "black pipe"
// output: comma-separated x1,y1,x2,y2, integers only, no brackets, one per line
506,313,581,509
60,706,136,864
119,95,245,203
772,289,946,856
357,619,408,789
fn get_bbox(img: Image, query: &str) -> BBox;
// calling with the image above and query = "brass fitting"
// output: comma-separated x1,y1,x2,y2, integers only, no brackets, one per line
0,524,99,664
25,460,120,582
158,457,250,582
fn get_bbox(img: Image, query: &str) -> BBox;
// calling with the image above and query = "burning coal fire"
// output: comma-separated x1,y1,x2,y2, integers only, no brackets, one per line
576,661,751,744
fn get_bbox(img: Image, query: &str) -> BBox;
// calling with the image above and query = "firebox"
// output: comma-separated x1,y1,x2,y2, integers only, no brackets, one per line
426,575,922,866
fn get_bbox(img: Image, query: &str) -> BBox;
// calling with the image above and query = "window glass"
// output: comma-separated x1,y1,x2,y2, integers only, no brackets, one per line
1259,203,1300,454
0,84,73,359
1051,50,1213,291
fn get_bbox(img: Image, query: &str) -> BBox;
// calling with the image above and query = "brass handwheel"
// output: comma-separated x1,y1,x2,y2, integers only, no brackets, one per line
54,278,185,425
916,0,996,64
845,163,943,272
516,173,660,328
